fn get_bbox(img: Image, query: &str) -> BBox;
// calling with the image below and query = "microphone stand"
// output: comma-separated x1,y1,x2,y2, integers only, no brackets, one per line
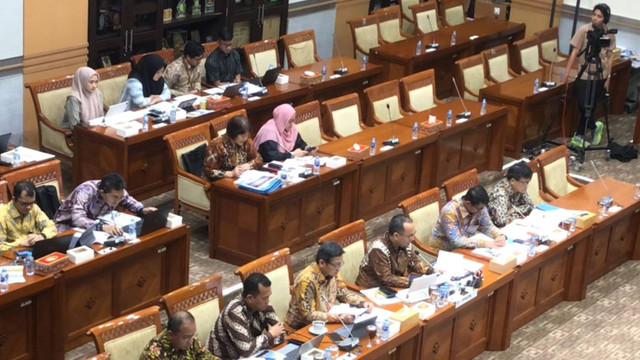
321,295,359,354
251,53,269,95
332,34,348,75
451,77,471,118
383,104,399,145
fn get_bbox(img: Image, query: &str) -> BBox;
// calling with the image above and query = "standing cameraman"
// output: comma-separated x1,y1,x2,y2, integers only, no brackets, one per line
562,3,616,148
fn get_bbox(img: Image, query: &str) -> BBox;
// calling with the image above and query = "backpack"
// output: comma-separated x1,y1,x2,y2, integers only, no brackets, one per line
35,185,61,220
609,142,638,163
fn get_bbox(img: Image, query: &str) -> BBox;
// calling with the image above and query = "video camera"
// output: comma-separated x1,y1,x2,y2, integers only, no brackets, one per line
586,27,617,55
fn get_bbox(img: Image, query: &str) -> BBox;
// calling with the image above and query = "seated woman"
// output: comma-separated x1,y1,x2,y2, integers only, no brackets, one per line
62,67,106,129
119,54,171,110
202,115,263,181
253,104,309,163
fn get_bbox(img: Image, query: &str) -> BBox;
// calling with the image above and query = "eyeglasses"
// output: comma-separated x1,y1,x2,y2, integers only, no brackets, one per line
326,261,344,269
518,180,530,187
399,232,416,239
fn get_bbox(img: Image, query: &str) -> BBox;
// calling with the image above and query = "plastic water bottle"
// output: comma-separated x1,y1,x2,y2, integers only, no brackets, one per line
369,137,376,156
242,82,249,99
24,251,35,276
533,78,540,93
416,40,422,56
528,235,537,257
129,217,137,240
412,121,419,140
142,115,149,131
313,156,321,175
450,30,457,46
12,148,21,166
323,348,332,360
446,109,453,127
361,55,368,71
480,98,487,116
381,318,390,341
268,64,274,70
169,105,177,124
321,65,327,81
0,269,8,293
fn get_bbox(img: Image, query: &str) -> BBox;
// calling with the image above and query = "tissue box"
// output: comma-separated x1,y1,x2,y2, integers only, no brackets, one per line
276,74,289,84
412,302,436,320
390,307,419,331
326,155,347,168
115,123,140,137
166,213,183,228
489,254,517,274
206,96,231,111
420,120,443,135
67,246,95,264
301,348,323,360
35,252,71,275
346,144,369,160
299,73,322,85
576,212,596,229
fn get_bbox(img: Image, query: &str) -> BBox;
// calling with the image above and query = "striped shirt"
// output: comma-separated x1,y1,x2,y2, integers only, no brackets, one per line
208,298,284,359
118,78,171,110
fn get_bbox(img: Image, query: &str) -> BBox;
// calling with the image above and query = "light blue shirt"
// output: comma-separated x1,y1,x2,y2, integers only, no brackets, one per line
118,78,171,110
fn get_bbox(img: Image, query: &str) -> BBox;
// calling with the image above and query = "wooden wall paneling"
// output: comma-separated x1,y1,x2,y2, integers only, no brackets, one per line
510,0,564,38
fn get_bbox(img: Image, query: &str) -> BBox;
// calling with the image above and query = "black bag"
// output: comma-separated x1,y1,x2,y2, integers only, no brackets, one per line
35,185,61,220
609,142,638,162
180,143,207,177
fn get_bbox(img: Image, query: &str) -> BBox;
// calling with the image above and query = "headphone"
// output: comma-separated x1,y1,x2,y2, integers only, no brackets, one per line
593,3,611,25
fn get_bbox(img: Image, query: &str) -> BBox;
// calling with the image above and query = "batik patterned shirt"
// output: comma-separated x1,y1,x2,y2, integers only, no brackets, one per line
429,198,502,251
202,136,263,181
0,201,57,251
164,56,202,96
140,330,218,360
53,180,143,232
285,263,365,331
356,235,432,289
208,298,284,359
488,178,534,227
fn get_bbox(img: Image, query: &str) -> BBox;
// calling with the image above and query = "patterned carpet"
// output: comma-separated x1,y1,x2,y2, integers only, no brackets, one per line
63,112,639,359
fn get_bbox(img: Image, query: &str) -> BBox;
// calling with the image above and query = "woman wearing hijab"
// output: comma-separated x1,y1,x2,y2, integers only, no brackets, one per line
119,54,171,110
62,67,105,129
253,104,309,163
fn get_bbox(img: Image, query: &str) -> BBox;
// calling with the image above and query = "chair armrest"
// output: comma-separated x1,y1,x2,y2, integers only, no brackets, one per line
412,240,439,257
400,31,412,38
321,133,336,142
508,69,519,78
567,175,585,188
177,170,212,193
539,190,555,202
314,54,323,62
542,186,561,199
38,112,72,139
87,353,110,360
484,79,495,87
344,281,362,292
434,98,446,106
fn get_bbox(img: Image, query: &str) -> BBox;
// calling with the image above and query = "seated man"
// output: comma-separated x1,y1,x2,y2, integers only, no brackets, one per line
53,173,156,236
164,40,205,96
0,181,57,251
430,185,506,251
208,273,285,359
356,214,433,289
140,310,218,359
285,241,373,331
488,161,535,227
205,27,243,86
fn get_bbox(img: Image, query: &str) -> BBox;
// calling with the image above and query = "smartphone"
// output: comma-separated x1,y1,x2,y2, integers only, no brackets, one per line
305,146,318,153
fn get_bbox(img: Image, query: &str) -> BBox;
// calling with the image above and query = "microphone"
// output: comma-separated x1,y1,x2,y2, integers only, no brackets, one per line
425,14,439,49
251,53,269,95
589,160,612,198
414,250,434,267
510,202,526,218
332,34,348,75
383,103,399,145
543,47,557,87
321,295,359,351
451,77,471,118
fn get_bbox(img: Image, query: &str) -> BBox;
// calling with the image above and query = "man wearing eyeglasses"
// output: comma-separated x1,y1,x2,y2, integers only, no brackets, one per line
356,214,433,289
205,27,243,86
430,185,506,251
488,161,535,227
285,241,374,331
0,181,57,251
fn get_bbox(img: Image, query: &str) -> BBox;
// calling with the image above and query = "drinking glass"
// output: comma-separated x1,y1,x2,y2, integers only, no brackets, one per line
366,324,377,348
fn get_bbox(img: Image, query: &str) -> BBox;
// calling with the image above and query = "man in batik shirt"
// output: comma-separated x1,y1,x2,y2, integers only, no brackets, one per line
488,161,535,227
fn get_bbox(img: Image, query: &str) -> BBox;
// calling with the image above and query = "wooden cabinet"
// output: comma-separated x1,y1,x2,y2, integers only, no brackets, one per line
227,0,289,47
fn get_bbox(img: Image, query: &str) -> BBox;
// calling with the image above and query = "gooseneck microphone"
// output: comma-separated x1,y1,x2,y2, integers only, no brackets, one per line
451,77,471,118
383,103,399,145
251,53,269,95
543,47,557,87
332,34,348,75
425,14,439,49
321,295,359,351
414,250,435,267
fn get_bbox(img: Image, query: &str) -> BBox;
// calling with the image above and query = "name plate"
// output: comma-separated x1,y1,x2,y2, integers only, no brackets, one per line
453,287,478,308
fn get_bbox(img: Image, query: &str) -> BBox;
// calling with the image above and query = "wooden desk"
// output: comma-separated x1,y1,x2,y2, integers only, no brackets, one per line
395,99,507,186
210,161,359,265
73,82,308,200
283,57,383,132
480,68,574,158
318,121,438,220
0,156,56,178
1,225,190,359
370,17,525,98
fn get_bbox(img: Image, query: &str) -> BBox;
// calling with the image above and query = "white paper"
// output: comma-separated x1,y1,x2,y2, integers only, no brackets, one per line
360,287,404,305
203,87,224,95
0,266,26,284
1,147,55,163
97,210,141,228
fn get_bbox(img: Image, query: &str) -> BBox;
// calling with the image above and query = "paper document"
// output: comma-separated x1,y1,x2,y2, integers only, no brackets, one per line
0,266,26,284
360,287,403,306
98,210,141,228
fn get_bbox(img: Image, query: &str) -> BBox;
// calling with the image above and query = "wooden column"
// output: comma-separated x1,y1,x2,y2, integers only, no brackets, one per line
333,0,370,59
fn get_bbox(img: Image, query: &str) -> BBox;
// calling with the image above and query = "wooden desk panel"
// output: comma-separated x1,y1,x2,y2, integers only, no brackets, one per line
211,161,358,265
370,18,525,98
73,83,308,200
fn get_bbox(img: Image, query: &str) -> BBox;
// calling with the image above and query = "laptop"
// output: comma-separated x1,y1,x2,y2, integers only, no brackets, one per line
397,273,438,303
249,66,281,87
32,224,97,259
136,207,171,236
0,133,11,153
221,83,243,98
275,333,324,360
333,315,378,339
176,98,197,112
104,102,127,118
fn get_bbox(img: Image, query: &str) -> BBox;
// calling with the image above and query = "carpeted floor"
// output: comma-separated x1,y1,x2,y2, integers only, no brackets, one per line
64,112,639,359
